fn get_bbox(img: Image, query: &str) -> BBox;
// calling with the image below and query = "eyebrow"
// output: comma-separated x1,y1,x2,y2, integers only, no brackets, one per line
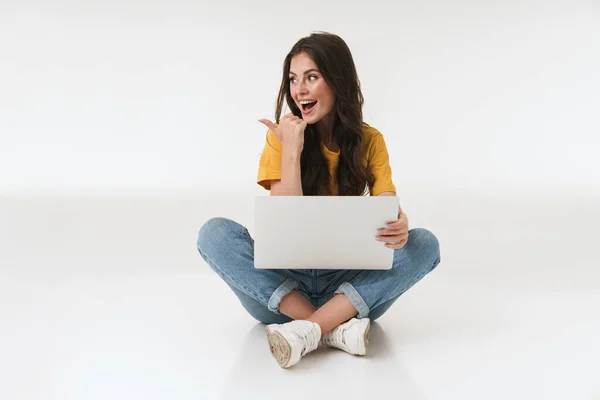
289,69,319,76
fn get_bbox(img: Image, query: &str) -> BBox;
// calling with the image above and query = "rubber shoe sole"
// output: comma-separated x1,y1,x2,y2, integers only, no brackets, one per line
361,319,371,356
266,327,292,368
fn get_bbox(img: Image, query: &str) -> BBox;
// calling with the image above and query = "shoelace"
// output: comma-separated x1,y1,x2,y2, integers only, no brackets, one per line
322,326,347,349
298,324,321,355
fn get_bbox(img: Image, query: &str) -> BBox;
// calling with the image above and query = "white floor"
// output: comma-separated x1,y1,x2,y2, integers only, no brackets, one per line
1,189,599,400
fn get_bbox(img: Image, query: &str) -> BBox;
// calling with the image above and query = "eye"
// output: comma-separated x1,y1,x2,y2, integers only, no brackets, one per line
289,77,297,84
308,75,318,81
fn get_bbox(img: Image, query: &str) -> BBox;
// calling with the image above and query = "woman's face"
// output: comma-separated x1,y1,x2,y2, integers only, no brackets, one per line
289,52,335,125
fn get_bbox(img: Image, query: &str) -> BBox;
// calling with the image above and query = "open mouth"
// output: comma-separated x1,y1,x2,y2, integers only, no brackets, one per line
300,100,318,113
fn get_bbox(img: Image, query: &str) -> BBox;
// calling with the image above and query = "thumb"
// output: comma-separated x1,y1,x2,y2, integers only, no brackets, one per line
258,118,277,132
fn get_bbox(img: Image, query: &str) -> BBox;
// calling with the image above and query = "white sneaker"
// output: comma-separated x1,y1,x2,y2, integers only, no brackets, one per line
265,320,322,368
321,317,370,356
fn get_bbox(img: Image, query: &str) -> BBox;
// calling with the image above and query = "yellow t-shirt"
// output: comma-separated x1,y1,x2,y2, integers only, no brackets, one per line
257,123,396,196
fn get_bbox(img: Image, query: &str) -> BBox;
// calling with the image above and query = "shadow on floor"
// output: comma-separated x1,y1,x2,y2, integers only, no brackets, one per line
218,321,425,399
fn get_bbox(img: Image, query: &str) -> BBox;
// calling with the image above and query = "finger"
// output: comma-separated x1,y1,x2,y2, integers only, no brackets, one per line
379,229,409,238
385,214,407,227
377,234,408,244
375,232,408,242
381,222,402,231
385,241,406,249
377,237,401,244
377,230,402,238
258,118,277,132
377,225,407,235
382,220,401,230
385,238,408,249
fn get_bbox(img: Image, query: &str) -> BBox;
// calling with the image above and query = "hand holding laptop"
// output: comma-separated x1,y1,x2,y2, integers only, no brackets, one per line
376,208,409,249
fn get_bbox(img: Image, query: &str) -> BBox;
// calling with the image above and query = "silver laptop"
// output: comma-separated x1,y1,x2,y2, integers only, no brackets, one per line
253,196,399,270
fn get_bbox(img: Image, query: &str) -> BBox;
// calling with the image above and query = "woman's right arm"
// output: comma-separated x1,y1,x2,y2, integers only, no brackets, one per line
259,114,306,196
270,149,303,196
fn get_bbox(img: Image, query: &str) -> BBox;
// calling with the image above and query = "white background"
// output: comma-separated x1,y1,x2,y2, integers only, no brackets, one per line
2,2,600,399
1,0,599,196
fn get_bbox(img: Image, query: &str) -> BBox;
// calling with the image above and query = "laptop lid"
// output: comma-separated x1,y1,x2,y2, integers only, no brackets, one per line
253,196,399,270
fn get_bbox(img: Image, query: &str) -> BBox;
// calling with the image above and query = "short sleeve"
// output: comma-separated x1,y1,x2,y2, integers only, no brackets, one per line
257,130,283,190
368,133,396,196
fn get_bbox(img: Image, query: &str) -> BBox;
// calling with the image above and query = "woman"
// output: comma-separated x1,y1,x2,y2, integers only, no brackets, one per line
197,32,441,369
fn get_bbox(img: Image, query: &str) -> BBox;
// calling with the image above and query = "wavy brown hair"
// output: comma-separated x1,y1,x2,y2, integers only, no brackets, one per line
275,32,374,196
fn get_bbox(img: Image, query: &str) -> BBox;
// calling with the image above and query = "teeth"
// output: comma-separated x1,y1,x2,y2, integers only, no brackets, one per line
300,100,317,105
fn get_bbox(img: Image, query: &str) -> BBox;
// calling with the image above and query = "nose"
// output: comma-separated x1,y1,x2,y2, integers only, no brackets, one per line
297,80,308,96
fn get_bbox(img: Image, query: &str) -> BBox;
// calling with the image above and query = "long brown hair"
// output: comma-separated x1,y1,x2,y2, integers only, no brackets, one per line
275,32,374,196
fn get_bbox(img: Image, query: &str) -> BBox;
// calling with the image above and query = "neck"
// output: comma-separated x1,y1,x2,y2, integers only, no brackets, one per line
315,112,336,144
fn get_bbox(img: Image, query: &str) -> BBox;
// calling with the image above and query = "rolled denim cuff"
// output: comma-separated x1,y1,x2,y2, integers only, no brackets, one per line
267,279,298,314
335,282,370,318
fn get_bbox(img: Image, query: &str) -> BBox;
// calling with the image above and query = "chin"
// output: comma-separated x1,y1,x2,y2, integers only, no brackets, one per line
303,115,320,125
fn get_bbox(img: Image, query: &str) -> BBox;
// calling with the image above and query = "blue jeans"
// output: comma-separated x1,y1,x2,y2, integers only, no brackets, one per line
197,217,441,324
